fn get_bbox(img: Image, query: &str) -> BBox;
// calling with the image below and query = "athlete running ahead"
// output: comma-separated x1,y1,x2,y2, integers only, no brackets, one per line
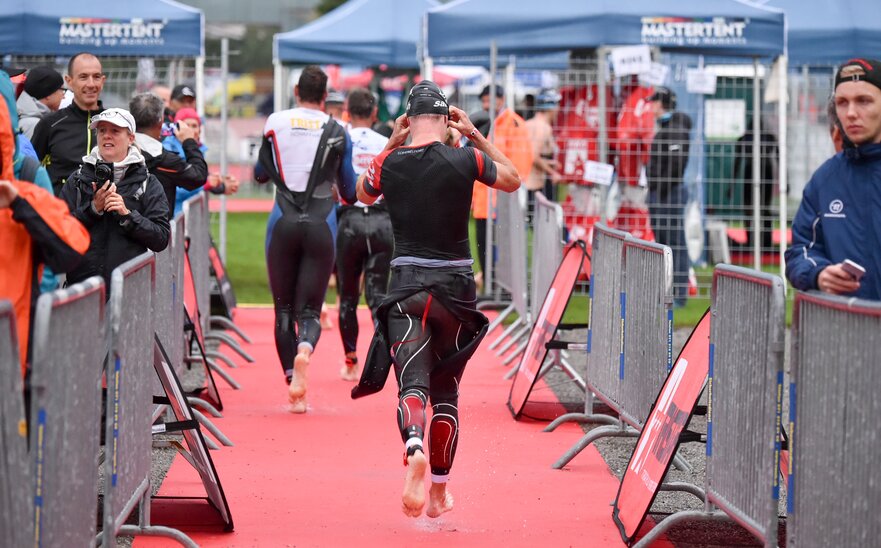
335,88,392,381
352,81,520,518
256,65,357,413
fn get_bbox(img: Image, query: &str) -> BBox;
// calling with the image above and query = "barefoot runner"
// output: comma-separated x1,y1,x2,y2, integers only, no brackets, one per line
352,81,520,517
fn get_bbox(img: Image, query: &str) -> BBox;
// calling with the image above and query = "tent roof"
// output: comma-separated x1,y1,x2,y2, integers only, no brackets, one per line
427,0,785,60
762,0,881,65
0,0,203,57
274,0,438,68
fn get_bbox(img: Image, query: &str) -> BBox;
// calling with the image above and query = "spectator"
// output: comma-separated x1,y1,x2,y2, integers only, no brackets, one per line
32,52,106,195
60,108,170,289
16,66,65,140
129,93,209,219
732,120,779,251
164,107,239,216
646,86,692,307
325,89,346,121
256,65,357,413
0,83,89,375
785,58,881,300
525,88,563,208
469,84,533,290
334,87,392,381
170,84,196,116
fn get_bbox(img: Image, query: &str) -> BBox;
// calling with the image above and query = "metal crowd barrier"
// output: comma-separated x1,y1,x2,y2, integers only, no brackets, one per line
788,292,881,548
530,191,565,318
184,193,252,365
29,278,106,547
0,301,32,548
170,214,187,376
102,252,195,547
635,265,785,547
549,226,683,470
184,194,211,337
488,187,531,355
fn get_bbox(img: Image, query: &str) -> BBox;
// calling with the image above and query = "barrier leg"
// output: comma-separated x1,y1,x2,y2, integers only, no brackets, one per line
550,357,586,392
192,409,234,447
206,349,238,369
659,482,706,503
200,357,241,389
186,397,222,417
501,338,528,365
544,391,604,431
484,304,515,333
115,481,199,548
631,510,729,548
489,316,522,350
495,324,530,356
209,315,252,343
552,423,639,469
205,332,255,363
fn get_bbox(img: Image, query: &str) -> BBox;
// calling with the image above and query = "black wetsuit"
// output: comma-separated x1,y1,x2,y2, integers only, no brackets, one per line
354,142,497,478
256,107,356,380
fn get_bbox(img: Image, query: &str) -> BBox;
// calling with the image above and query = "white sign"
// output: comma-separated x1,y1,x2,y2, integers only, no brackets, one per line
583,160,616,186
610,45,653,77
704,99,746,140
640,62,670,87
686,69,717,95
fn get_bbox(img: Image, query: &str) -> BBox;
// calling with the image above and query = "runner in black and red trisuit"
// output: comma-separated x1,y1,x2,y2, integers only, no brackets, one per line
352,81,521,519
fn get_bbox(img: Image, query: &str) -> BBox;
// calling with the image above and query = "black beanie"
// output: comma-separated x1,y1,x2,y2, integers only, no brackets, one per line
835,58,881,92
24,66,64,100
406,80,449,117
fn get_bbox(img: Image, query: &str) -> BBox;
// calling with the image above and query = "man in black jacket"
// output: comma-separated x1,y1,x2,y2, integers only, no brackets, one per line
646,87,692,307
60,107,170,290
129,92,208,219
32,52,106,195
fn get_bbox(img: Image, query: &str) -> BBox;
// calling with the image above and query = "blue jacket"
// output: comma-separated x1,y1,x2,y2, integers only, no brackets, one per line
785,143,881,300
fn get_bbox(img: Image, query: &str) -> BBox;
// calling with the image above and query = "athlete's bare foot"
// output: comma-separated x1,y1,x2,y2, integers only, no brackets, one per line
288,395,307,414
426,482,454,518
401,451,427,517
288,348,310,400
340,353,359,382
320,303,333,330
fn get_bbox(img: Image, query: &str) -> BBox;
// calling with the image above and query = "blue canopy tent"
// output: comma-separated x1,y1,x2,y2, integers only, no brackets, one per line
761,0,881,65
274,0,438,68
427,0,785,60
0,0,203,57
427,0,789,281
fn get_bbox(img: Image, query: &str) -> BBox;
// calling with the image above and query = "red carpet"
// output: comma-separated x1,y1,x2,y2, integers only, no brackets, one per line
137,307,627,547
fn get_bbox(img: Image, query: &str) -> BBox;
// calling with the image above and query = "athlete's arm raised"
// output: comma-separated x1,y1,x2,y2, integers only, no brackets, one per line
448,106,520,193
356,114,410,204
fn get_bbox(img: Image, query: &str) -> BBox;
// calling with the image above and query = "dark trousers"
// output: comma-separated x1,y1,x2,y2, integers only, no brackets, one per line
649,184,689,303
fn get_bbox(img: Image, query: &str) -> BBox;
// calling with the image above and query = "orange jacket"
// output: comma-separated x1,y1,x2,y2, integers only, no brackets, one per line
472,108,533,219
0,97,90,376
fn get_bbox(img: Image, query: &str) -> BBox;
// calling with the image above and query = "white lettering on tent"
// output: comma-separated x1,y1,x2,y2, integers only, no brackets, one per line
640,17,748,48
58,18,167,48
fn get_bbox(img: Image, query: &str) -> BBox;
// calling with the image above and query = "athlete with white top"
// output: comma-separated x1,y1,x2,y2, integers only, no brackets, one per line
335,87,392,381
256,65,357,413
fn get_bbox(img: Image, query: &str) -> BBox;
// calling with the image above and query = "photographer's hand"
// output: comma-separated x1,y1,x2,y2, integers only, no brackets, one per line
91,181,114,213
174,122,196,143
104,192,130,217
0,180,19,209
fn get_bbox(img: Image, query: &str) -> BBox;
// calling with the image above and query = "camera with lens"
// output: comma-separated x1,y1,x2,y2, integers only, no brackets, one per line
95,161,113,184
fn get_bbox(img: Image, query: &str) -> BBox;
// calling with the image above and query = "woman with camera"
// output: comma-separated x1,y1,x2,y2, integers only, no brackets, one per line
60,107,170,290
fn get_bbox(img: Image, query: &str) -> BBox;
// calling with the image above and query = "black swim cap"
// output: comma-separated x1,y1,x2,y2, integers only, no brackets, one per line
406,80,449,117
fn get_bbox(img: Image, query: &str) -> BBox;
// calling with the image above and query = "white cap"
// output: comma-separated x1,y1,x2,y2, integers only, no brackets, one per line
89,108,136,134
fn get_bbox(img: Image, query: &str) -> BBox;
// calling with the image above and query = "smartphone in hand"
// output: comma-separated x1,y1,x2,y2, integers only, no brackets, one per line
842,259,866,281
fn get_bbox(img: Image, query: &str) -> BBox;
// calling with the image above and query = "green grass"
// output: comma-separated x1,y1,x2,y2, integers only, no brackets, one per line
214,212,788,327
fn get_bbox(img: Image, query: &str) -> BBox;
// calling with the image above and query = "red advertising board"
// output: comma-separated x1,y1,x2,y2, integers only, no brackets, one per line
612,309,711,544
508,241,588,419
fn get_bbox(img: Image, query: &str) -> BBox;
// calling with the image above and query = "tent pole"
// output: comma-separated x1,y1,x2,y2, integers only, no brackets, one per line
486,41,498,298
420,13,432,81
752,57,761,271
219,38,229,263
777,55,788,286
274,60,283,113
195,56,205,118
597,47,608,164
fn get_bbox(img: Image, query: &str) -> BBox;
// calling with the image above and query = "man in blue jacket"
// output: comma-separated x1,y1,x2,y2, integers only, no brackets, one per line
785,58,881,300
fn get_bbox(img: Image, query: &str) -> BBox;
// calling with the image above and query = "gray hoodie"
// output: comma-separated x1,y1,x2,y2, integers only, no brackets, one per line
16,90,51,140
